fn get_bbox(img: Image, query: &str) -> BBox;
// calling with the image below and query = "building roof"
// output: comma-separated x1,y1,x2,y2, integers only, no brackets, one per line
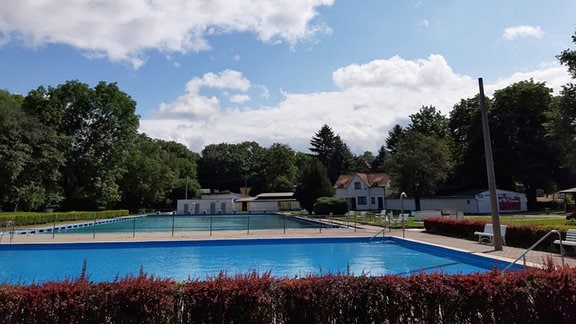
333,172,389,189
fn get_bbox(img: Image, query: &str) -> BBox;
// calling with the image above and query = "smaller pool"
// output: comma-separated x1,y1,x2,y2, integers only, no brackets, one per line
0,237,523,284
24,213,337,234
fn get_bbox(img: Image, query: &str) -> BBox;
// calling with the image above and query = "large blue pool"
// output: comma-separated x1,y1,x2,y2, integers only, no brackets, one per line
0,237,522,284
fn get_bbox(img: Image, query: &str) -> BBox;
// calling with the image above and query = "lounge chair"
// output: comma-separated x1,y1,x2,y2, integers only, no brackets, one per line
474,224,507,245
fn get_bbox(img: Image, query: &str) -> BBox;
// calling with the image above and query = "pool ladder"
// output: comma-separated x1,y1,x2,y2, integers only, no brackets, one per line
502,230,564,272
0,219,15,244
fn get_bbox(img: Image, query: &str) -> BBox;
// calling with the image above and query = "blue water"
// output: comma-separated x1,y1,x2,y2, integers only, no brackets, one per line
49,214,330,234
0,237,522,284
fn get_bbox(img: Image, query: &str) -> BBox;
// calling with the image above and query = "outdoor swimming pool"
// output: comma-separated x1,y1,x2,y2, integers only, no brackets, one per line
0,237,522,284
27,213,336,235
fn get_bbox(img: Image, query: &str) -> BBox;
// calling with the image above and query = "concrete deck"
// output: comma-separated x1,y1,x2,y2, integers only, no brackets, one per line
3,219,574,269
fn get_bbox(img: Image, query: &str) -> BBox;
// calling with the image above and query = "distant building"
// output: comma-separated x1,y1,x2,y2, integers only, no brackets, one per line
235,192,300,212
384,189,528,214
176,191,243,214
333,173,390,211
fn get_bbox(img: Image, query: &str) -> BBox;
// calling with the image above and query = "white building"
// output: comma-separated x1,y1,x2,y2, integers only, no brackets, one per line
176,192,243,214
333,173,390,211
384,189,527,214
235,192,300,212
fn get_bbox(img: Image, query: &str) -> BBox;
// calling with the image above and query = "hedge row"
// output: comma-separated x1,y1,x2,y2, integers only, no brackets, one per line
0,210,130,227
423,217,567,253
1,266,576,323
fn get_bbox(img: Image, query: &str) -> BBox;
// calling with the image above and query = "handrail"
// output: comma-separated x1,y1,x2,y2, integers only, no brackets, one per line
0,219,15,244
502,230,564,272
370,229,386,241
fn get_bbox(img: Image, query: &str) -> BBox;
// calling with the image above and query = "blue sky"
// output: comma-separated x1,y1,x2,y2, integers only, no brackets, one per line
1,0,575,154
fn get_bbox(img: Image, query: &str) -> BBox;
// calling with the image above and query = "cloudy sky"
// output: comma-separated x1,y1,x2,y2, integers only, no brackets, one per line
1,1,575,154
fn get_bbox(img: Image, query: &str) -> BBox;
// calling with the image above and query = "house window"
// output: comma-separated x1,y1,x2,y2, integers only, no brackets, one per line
358,196,367,205
371,197,375,204
354,182,361,190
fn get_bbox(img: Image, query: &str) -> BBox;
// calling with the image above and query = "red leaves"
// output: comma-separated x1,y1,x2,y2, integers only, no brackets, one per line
1,268,576,322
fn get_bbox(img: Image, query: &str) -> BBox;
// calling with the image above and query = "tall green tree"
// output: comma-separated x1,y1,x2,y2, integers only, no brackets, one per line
446,96,488,192
558,31,576,79
326,136,354,182
386,124,404,154
370,145,388,172
385,131,452,210
545,83,576,188
309,124,337,166
407,105,449,139
489,80,559,210
23,81,139,210
0,90,64,211
260,143,298,192
294,158,334,214
197,142,265,195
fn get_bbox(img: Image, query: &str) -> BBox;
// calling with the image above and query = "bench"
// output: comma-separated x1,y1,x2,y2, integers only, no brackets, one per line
474,224,507,245
553,229,576,247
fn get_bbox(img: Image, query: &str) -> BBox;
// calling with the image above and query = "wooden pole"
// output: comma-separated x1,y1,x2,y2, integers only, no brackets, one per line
479,77,503,251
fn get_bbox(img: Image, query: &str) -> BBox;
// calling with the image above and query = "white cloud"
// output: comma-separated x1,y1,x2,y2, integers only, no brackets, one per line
151,69,251,119
0,0,333,68
140,55,573,155
503,25,545,41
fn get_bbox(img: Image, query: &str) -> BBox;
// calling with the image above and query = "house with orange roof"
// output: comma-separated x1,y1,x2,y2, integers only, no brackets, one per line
333,172,390,211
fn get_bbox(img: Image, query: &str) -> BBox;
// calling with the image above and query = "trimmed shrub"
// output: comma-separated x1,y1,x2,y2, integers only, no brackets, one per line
312,197,348,215
2,267,576,322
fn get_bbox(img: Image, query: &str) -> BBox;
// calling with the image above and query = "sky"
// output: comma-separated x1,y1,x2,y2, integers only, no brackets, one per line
1,1,575,155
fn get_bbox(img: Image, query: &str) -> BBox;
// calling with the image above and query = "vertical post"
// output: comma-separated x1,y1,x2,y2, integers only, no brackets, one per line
92,213,96,239
52,214,56,239
171,213,175,237
132,217,136,238
400,192,407,238
479,77,503,251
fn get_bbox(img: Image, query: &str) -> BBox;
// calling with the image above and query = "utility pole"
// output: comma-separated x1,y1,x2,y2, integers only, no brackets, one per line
479,77,503,251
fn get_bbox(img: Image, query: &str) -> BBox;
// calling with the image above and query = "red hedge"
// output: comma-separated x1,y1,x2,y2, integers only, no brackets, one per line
1,267,576,323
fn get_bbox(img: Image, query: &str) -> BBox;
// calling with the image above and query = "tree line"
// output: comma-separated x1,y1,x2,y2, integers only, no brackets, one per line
1,31,576,213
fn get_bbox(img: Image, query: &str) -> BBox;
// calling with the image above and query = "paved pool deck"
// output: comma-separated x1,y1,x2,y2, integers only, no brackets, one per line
3,218,575,269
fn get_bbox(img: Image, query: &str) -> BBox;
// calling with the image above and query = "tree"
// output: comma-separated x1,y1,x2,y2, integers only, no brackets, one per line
545,83,576,188
385,131,452,210
370,146,388,172
386,124,404,154
489,80,560,210
260,143,298,192
446,96,488,192
309,124,337,166
0,90,64,211
23,81,139,210
197,142,265,195
353,151,376,173
294,158,334,214
407,105,449,139
558,31,576,79
326,136,354,183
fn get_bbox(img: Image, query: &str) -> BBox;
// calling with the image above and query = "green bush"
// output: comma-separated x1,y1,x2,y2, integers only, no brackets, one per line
312,197,348,215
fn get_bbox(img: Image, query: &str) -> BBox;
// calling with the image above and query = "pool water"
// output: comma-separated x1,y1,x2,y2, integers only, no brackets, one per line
0,237,522,284
48,214,331,234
